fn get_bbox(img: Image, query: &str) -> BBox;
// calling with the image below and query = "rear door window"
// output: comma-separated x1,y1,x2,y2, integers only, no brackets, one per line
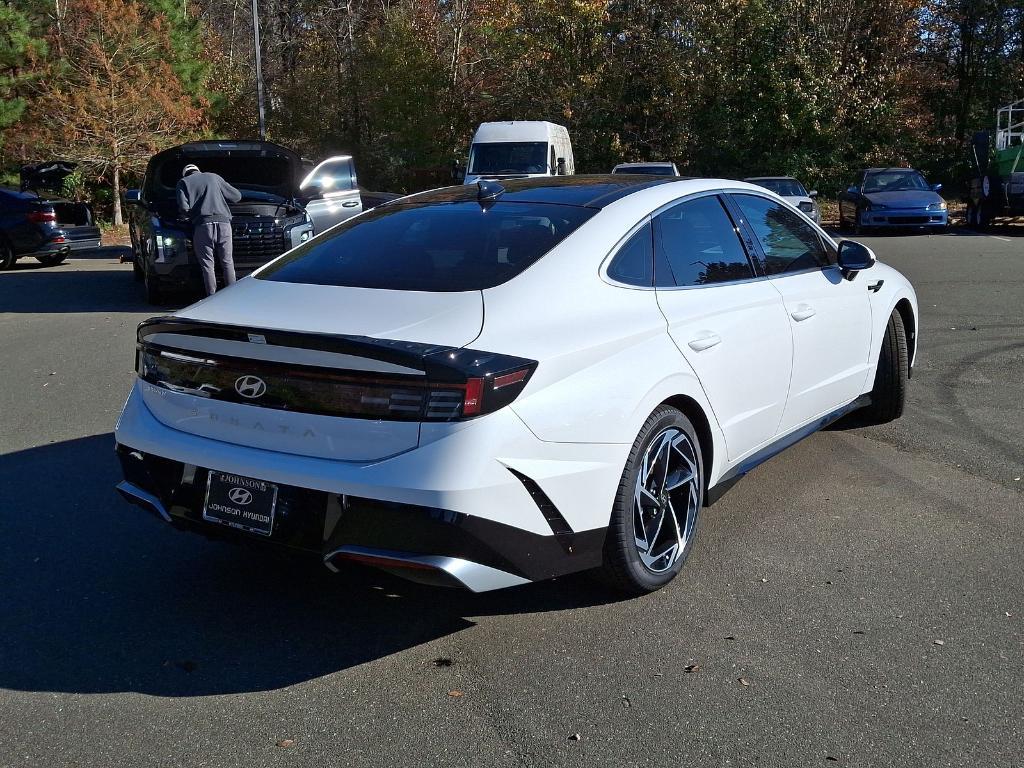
259,201,596,292
653,195,755,287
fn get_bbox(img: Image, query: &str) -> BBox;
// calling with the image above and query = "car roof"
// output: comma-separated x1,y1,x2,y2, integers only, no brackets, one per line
399,175,695,209
0,186,39,200
743,176,797,182
614,162,675,168
863,167,918,173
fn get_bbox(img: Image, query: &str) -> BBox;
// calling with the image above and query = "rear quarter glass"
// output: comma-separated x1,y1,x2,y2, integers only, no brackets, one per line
258,201,597,292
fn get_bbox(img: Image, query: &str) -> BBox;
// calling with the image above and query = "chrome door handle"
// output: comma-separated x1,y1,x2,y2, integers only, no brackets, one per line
790,306,816,322
341,201,360,208
687,333,722,352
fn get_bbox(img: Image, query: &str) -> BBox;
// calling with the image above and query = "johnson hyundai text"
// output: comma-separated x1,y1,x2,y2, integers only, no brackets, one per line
114,176,918,594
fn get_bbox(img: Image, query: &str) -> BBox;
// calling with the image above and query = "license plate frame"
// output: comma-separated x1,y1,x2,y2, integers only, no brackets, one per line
202,471,278,537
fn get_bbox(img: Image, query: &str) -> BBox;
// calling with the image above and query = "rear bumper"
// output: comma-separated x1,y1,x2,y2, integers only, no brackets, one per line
114,381,622,589
25,235,102,257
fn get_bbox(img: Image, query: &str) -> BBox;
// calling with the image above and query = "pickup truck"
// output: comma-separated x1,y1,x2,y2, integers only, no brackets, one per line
0,162,102,270
125,141,397,303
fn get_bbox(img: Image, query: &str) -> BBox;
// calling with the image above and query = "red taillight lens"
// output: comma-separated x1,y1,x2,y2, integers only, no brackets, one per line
26,210,57,224
463,378,484,416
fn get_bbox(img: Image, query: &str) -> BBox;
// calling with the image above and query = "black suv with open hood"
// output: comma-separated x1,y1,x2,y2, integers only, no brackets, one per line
125,141,315,303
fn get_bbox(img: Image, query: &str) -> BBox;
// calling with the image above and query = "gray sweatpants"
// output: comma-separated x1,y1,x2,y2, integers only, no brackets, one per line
193,222,236,296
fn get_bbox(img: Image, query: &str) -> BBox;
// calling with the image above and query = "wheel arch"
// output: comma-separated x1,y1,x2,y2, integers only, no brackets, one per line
660,394,715,497
893,297,917,374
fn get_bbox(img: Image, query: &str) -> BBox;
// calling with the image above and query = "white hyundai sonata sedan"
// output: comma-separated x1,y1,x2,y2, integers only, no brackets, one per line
115,176,918,594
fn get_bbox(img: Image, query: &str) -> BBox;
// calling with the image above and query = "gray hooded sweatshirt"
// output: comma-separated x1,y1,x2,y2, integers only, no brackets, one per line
176,172,242,225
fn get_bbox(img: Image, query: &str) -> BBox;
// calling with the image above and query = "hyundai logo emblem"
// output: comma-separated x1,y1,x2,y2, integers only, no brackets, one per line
228,487,253,506
234,375,267,399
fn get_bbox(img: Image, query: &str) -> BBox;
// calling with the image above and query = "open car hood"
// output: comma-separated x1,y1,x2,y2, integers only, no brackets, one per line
144,141,304,207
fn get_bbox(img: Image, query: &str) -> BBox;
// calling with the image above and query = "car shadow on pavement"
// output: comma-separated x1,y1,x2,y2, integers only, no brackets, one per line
0,263,170,314
0,434,621,698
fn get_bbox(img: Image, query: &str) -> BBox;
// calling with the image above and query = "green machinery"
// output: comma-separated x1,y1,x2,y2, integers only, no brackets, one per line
966,99,1024,227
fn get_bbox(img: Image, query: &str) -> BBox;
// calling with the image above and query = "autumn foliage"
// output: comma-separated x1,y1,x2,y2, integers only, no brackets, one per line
3,0,1024,212
8,0,205,223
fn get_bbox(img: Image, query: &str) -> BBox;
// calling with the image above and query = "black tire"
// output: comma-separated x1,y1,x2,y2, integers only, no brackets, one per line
0,240,16,270
861,310,908,425
144,270,164,304
853,209,866,236
596,406,704,595
35,253,67,267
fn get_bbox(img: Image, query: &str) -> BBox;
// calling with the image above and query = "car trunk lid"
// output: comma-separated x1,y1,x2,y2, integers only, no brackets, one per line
136,281,485,461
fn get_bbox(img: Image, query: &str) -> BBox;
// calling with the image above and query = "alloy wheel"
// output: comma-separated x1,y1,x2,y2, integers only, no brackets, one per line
633,427,701,573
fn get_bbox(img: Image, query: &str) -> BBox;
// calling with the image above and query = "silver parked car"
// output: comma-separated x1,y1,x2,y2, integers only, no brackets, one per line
744,176,820,223
611,161,681,177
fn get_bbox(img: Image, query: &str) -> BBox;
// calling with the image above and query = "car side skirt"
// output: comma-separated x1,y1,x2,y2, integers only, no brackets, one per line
706,394,871,505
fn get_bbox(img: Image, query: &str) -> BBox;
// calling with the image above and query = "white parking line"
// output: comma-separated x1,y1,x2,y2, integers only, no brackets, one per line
989,235,1013,242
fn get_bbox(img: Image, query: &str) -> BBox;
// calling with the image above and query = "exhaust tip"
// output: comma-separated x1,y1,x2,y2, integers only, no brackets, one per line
324,546,530,592
115,481,172,523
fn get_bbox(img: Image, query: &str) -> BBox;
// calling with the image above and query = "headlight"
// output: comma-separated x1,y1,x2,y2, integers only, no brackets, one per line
154,229,189,263
927,201,947,211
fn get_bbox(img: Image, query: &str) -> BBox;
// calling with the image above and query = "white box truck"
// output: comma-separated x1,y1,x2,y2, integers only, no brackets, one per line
463,121,575,184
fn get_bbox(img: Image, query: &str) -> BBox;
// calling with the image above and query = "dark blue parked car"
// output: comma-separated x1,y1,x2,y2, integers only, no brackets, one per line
838,168,947,233
0,162,101,270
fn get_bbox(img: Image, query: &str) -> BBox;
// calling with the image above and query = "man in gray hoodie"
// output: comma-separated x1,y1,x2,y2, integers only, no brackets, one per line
176,163,242,295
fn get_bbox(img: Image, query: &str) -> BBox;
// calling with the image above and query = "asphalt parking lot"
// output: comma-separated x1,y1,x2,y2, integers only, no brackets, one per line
1,231,1021,768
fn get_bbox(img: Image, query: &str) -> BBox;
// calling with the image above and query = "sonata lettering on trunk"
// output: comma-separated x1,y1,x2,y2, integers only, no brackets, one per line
207,411,316,438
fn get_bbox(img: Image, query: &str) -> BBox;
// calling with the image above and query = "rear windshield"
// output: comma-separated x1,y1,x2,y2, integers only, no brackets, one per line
614,166,675,176
751,179,807,197
258,201,597,291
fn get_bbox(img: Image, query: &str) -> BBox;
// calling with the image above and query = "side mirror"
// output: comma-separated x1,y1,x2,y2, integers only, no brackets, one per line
300,182,324,199
807,190,818,197
124,189,141,204
837,239,876,281
556,157,568,176
846,186,858,195
931,182,943,192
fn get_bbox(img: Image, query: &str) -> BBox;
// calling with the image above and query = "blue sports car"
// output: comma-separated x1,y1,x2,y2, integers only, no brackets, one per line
838,168,947,233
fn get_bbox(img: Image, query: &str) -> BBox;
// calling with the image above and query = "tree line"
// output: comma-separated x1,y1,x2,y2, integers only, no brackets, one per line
2,0,1023,223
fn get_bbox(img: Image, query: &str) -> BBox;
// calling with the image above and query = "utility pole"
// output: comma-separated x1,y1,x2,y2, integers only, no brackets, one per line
252,0,266,140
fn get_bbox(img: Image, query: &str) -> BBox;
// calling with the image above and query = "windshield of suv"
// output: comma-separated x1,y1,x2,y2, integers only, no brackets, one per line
750,179,807,197
469,143,549,175
258,201,596,291
863,171,929,193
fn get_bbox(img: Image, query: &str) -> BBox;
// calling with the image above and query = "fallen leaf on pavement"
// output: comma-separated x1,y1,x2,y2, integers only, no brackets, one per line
448,690,464,697
933,639,945,646
568,733,581,742
276,739,295,748
738,677,750,687
684,664,700,673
